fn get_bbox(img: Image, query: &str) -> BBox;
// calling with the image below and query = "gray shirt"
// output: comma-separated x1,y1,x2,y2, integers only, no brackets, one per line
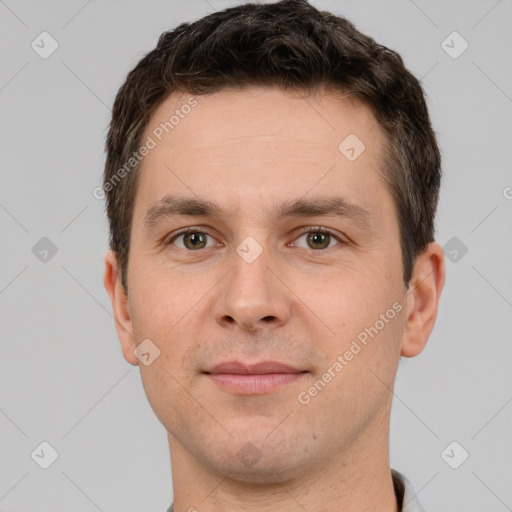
165,468,426,511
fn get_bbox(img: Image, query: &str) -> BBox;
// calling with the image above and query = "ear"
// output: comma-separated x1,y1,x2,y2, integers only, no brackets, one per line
401,242,446,358
103,250,139,366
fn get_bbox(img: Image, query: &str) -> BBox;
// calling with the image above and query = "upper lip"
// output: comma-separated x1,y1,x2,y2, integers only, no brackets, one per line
206,361,305,375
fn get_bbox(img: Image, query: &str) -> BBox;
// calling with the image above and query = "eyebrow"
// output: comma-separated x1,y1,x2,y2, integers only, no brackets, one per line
143,194,372,230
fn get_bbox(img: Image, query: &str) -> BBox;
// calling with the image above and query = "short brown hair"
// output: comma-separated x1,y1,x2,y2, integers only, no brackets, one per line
103,0,441,292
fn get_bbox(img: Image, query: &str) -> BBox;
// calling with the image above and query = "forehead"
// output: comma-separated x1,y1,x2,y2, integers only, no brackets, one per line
144,86,383,161
133,86,392,228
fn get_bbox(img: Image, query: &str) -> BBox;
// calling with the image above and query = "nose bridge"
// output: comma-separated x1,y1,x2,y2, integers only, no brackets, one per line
230,236,275,307
214,233,291,331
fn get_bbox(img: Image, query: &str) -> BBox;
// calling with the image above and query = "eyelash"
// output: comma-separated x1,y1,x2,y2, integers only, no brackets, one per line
293,226,344,248
165,226,345,251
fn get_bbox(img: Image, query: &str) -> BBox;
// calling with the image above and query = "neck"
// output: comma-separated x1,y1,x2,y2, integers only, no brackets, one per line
167,408,399,512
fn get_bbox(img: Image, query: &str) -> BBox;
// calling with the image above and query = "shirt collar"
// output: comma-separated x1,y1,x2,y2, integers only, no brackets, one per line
392,469,428,512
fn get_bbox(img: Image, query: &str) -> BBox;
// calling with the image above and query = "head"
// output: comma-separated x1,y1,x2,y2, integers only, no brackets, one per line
103,0,445,483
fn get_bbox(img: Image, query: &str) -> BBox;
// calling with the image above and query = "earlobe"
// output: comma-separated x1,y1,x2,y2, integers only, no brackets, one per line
103,250,139,366
401,242,446,358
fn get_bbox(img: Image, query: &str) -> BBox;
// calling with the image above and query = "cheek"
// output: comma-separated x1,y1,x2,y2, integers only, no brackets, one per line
307,264,406,378
129,263,185,332
128,269,209,377
314,264,401,329
138,358,198,435
306,293,405,421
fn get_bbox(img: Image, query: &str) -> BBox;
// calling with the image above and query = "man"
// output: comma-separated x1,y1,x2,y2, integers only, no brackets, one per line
102,1,445,510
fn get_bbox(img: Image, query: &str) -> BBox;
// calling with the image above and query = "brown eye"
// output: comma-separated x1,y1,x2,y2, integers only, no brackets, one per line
183,232,207,250
170,230,215,250
293,227,343,250
306,231,331,249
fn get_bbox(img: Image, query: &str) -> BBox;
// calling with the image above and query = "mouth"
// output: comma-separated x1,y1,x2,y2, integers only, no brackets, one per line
203,361,308,395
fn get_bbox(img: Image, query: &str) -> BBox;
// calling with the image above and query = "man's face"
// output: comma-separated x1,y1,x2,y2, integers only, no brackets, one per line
116,87,411,480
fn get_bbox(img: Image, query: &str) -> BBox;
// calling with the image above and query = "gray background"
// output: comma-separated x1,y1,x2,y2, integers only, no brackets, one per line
1,0,511,510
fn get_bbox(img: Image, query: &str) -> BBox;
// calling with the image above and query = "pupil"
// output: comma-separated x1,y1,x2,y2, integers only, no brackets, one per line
186,233,205,249
309,232,328,249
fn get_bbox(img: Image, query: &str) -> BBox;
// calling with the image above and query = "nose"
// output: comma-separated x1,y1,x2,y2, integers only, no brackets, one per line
212,243,291,333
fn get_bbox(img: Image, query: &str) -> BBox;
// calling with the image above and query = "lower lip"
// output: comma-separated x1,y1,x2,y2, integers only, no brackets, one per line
206,373,306,394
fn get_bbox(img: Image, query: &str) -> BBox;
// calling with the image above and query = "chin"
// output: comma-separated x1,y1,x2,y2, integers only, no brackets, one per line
198,435,317,485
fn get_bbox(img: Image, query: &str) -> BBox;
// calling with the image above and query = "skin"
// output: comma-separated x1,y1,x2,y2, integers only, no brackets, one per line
104,86,445,512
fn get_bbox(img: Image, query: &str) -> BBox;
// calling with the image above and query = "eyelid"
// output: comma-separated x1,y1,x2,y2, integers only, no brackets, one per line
291,226,345,247
166,227,220,248
165,225,346,250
